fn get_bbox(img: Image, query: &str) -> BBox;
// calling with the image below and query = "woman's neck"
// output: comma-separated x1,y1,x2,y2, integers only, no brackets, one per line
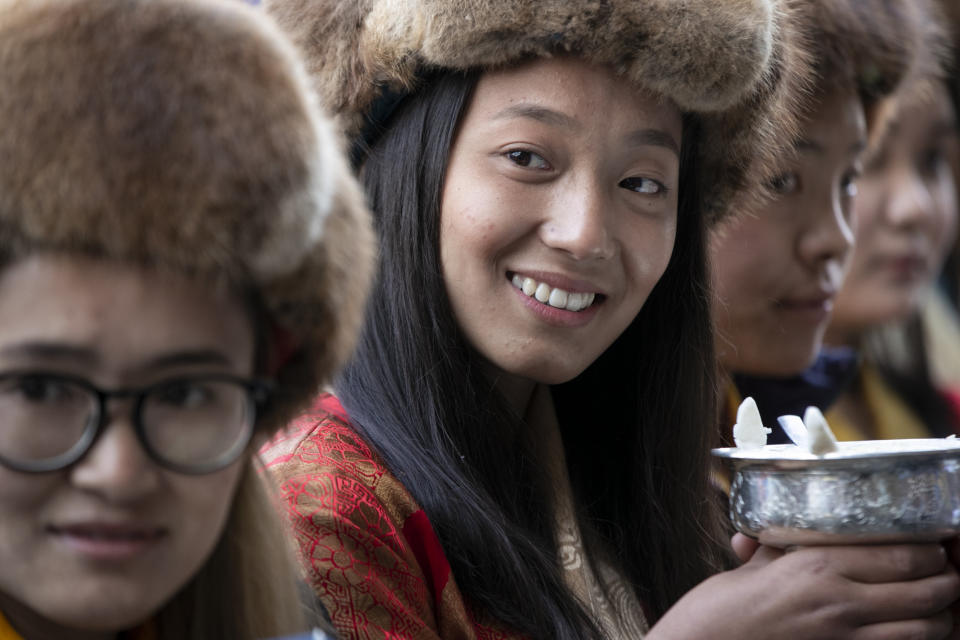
823,323,862,349
481,362,567,485
0,594,115,640
481,360,538,418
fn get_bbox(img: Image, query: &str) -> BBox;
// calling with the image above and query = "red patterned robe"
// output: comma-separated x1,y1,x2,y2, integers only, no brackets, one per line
260,394,522,640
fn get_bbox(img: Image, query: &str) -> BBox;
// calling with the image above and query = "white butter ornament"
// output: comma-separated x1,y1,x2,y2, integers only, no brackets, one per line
803,406,839,455
733,396,771,449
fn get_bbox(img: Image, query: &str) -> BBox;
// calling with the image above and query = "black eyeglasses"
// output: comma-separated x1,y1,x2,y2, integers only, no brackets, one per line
0,372,272,474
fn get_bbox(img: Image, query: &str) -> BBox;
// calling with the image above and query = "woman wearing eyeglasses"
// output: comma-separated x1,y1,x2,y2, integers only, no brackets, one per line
0,0,372,639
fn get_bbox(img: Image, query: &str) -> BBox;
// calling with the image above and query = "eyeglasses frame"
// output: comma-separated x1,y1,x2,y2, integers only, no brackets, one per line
0,371,273,475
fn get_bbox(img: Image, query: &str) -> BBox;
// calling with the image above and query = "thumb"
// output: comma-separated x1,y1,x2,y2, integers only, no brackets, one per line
731,533,761,564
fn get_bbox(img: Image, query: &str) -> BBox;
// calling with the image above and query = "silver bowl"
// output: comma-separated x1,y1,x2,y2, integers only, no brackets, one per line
713,439,960,547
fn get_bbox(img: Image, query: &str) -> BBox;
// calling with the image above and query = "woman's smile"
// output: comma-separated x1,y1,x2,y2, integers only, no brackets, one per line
440,56,680,384
508,272,600,313
507,271,604,328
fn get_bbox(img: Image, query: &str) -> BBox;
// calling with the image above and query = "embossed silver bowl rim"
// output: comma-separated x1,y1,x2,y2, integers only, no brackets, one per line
713,438,960,467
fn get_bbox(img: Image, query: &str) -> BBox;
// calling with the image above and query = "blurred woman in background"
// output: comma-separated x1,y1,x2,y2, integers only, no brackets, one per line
824,72,960,439
711,0,936,440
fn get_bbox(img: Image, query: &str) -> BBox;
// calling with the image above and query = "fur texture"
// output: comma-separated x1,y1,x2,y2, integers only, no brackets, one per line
885,0,951,116
794,0,942,133
266,0,817,223
0,0,375,431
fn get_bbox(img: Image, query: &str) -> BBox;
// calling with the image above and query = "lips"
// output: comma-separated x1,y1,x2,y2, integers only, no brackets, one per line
772,289,836,327
49,522,167,560
509,273,599,311
776,295,834,311
882,253,929,280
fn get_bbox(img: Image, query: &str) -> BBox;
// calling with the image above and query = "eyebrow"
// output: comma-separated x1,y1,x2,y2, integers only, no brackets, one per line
626,128,680,156
929,121,959,139
796,138,867,156
491,104,680,157
140,350,235,371
0,343,233,371
0,342,99,365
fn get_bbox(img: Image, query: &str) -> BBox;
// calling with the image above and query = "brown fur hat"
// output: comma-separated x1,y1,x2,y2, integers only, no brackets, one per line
266,0,815,224
0,0,375,432
790,0,944,142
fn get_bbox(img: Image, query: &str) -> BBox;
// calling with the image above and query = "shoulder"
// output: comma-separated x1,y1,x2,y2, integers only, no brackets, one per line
260,392,386,479
260,392,415,539
260,394,474,637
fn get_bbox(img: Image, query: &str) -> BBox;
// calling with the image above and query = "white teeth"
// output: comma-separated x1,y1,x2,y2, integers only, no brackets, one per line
522,277,536,296
548,288,568,308
509,274,597,312
534,282,551,303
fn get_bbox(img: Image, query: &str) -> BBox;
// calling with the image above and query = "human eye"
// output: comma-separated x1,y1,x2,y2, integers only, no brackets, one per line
0,374,79,405
919,145,948,178
153,380,214,409
840,165,862,199
619,176,668,196
766,171,800,195
504,149,551,170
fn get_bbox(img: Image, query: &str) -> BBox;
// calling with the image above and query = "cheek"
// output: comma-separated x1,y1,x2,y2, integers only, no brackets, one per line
710,241,766,305
164,461,245,575
0,471,60,596
931,188,958,258
0,468,57,537
440,186,531,279
637,225,675,285
850,186,884,242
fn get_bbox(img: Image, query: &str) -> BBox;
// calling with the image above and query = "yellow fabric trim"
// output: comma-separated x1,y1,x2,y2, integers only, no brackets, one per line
0,611,23,640
923,290,960,388
0,609,156,640
826,364,931,441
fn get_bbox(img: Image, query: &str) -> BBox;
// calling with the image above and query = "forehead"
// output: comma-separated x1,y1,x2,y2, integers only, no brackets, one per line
799,86,867,155
0,254,254,374
886,83,956,144
467,56,682,138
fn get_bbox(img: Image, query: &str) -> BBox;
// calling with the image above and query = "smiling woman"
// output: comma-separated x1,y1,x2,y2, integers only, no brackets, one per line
439,58,681,390
0,0,374,639
260,1,951,639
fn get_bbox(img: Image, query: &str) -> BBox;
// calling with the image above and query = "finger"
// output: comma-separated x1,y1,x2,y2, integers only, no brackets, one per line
945,538,960,569
850,572,960,626
731,533,760,564
852,611,953,640
742,542,784,569
791,544,948,584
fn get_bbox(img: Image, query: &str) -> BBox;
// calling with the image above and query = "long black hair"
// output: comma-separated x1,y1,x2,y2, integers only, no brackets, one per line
336,70,726,639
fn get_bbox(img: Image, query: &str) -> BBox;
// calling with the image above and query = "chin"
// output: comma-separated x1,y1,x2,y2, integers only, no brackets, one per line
727,347,819,379
38,586,164,633
514,359,590,386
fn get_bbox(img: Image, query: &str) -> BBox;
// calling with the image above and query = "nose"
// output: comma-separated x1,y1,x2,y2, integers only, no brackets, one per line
885,167,934,228
798,189,855,279
539,177,616,260
69,408,160,503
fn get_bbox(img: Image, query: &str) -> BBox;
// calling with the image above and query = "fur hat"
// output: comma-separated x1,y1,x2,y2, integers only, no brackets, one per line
266,0,815,224
791,0,944,142
894,0,955,112
0,0,375,431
